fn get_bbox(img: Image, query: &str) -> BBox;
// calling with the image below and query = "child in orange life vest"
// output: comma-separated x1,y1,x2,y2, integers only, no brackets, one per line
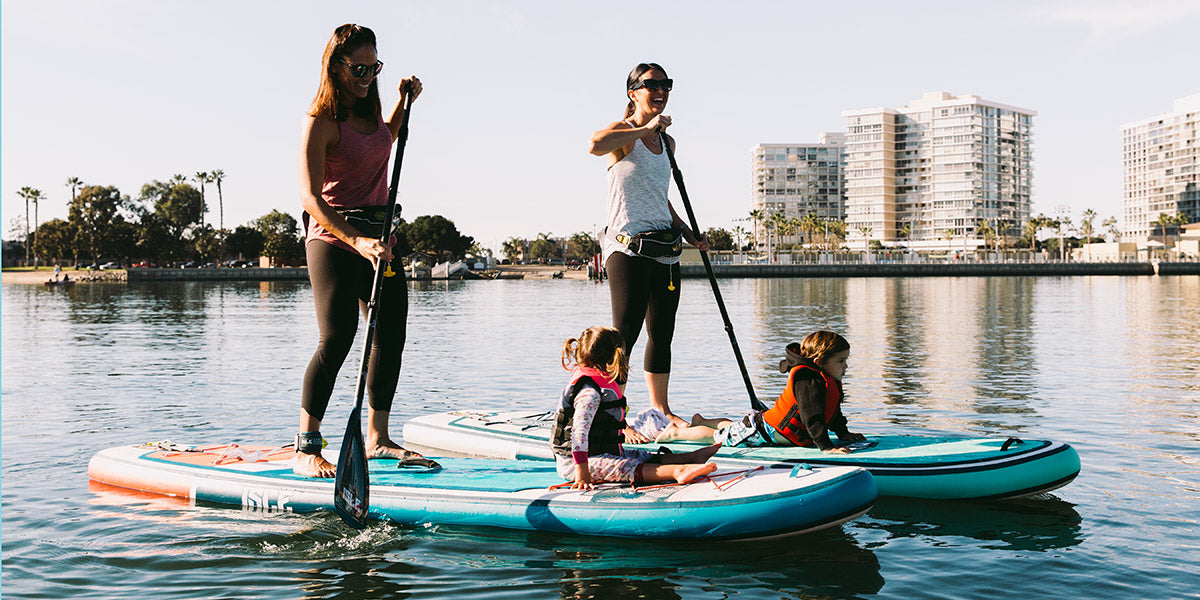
550,326,721,489
690,331,866,454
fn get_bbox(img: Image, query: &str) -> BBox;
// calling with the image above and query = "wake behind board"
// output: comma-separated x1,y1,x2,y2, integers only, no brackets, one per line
402,410,1080,501
88,442,876,540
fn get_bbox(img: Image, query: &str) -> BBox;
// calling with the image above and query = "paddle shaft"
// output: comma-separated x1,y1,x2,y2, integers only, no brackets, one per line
659,131,766,412
333,87,415,528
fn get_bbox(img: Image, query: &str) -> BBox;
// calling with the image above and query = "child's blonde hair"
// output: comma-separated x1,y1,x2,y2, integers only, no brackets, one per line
562,326,629,385
797,330,850,362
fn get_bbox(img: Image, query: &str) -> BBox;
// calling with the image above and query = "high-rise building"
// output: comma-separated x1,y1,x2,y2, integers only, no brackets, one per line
750,133,846,247
1121,94,1200,242
842,92,1035,250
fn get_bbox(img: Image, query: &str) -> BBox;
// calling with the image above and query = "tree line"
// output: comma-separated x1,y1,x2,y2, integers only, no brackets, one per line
10,175,477,266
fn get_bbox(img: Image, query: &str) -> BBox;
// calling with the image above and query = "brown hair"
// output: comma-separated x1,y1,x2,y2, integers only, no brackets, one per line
623,62,667,119
797,331,850,363
307,23,382,122
562,326,628,385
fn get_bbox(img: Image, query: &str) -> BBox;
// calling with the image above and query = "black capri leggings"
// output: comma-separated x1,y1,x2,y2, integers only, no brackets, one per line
301,240,408,421
605,252,680,374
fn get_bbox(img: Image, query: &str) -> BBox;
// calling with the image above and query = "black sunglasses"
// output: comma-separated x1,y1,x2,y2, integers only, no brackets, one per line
629,78,673,92
341,59,384,78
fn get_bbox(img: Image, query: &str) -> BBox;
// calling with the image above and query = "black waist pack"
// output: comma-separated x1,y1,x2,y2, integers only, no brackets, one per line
338,206,395,239
622,228,684,258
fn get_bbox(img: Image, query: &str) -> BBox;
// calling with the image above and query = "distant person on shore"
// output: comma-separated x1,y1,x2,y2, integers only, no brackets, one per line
686,331,867,454
588,62,708,440
552,326,720,489
294,23,430,477
54,265,61,281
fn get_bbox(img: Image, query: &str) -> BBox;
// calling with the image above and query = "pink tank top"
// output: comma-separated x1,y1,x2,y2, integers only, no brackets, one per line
306,115,393,253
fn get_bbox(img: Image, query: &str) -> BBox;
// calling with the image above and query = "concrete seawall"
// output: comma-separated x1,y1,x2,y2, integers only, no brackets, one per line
680,261,1200,278
123,262,1200,283
126,267,310,282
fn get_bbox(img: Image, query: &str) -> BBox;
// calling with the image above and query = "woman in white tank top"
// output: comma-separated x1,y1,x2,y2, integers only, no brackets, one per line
588,63,709,438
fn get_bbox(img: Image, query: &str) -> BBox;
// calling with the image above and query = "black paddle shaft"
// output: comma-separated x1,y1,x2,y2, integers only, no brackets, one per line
659,131,766,412
333,86,415,529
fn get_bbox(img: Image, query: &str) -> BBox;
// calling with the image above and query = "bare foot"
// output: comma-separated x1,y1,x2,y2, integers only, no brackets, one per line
675,462,718,484
365,437,423,460
293,452,336,478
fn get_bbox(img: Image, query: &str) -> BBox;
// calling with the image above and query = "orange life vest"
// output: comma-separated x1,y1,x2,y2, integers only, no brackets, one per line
761,363,842,446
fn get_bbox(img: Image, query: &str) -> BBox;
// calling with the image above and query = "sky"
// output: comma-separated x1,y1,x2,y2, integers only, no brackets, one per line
3,0,1199,253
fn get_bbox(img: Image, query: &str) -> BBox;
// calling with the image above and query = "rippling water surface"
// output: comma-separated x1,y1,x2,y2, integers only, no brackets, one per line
3,275,1198,599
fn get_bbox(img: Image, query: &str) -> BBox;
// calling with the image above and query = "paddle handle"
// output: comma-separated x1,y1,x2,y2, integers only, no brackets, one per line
659,131,766,412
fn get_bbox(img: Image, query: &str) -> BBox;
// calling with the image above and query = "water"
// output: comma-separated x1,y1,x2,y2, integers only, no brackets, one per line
2,276,1198,599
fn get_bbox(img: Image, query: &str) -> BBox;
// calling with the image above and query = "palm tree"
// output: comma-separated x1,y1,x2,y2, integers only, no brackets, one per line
1155,212,1181,250
768,212,785,262
943,228,956,254
732,225,748,252
1102,216,1120,242
800,213,820,249
898,222,912,251
210,169,226,232
194,171,212,230
748,209,764,254
1080,209,1097,243
66,177,83,202
17,187,43,264
976,220,996,254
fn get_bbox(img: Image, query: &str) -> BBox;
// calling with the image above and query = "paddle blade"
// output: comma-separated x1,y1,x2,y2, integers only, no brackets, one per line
332,408,370,529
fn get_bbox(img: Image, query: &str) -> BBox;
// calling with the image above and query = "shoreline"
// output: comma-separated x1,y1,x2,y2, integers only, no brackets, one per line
6,261,1199,285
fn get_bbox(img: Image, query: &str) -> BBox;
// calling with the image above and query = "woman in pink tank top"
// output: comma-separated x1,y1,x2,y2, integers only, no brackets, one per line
295,23,430,478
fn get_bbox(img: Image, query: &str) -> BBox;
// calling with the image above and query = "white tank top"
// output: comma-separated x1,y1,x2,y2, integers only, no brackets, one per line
603,137,676,264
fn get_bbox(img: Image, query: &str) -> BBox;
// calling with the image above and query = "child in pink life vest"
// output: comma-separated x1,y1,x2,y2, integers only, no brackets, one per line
550,326,720,489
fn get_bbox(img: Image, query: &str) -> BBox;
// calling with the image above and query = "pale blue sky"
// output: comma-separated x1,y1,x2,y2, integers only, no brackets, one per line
3,0,1198,252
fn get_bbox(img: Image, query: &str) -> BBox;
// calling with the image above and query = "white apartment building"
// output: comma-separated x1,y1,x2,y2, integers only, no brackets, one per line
842,91,1035,250
750,133,846,246
1121,94,1200,242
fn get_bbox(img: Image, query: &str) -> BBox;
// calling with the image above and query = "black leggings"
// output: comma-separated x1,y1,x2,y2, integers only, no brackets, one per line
302,240,408,422
605,252,680,374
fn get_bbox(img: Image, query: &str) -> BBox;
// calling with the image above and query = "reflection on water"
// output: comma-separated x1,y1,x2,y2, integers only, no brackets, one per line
4,275,1199,599
862,496,1084,552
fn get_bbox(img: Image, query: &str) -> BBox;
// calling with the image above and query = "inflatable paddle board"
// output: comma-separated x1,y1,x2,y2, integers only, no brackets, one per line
88,442,876,540
402,410,1080,500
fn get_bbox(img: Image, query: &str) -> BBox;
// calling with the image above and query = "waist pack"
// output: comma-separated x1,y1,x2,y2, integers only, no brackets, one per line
618,228,684,258
338,206,396,239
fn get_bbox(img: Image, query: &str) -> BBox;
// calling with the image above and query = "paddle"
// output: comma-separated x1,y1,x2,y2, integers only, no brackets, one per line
659,131,767,412
332,85,415,529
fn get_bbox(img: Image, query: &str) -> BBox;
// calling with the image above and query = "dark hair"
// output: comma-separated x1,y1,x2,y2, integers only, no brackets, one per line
623,62,667,119
307,23,382,122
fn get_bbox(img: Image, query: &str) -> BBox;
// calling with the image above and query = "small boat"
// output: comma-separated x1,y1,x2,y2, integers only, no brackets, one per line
431,260,468,279
402,410,1081,501
88,442,876,539
44,278,76,287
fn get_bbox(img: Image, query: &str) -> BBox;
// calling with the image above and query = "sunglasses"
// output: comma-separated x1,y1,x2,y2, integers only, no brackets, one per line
341,59,384,78
629,78,673,92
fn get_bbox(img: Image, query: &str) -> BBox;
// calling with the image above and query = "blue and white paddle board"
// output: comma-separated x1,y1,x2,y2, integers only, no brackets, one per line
88,442,876,540
402,410,1080,500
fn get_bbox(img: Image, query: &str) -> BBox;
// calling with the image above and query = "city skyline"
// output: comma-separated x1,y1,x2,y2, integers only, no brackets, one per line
3,1,1199,253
